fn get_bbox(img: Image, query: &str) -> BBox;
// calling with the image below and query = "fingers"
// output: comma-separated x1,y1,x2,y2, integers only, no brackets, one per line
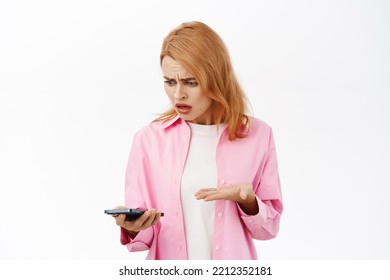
195,184,255,203
135,209,161,231
114,213,126,225
195,188,217,197
196,192,221,201
195,188,218,200
195,187,238,201
113,208,162,232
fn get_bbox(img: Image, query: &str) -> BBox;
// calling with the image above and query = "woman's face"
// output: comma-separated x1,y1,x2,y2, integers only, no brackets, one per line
162,56,213,125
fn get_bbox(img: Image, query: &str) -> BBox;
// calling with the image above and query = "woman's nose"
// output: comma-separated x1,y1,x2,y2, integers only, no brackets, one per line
173,84,186,100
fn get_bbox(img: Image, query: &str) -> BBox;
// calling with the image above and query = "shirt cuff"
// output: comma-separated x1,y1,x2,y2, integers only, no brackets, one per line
238,196,268,227
120,227,154,252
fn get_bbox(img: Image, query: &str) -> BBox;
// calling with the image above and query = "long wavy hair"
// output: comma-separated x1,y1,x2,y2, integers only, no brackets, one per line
154,21,251,140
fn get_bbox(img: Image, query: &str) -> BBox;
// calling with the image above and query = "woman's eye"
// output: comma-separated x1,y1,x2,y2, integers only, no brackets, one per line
186,81,198,87
164,80,176,86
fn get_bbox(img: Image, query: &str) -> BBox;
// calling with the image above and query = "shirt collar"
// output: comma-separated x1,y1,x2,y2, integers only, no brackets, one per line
161,115,182,129
161,115,229,134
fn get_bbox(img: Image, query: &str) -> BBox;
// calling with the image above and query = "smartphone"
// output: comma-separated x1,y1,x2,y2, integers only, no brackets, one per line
104,209,164,221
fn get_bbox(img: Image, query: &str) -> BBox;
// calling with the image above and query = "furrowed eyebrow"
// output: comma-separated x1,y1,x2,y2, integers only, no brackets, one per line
163,76,196,81
180,77,197,82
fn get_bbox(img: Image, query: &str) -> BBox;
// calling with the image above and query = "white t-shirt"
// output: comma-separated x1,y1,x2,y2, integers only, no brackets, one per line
180,122,223,259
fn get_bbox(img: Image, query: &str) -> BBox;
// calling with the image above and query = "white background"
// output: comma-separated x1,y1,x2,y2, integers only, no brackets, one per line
0,0,389,260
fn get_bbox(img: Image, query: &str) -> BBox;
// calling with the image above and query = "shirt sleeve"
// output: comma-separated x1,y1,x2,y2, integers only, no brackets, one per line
238,128,283,240
119,131,154,251
120,227,154,252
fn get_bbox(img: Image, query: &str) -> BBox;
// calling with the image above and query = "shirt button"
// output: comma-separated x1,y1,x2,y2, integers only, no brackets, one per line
220,180,225,185
215,245,220,250
176,212,180,217
217,212,223,217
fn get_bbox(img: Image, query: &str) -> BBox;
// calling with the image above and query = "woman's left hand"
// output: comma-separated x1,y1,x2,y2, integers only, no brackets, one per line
195,183,259,215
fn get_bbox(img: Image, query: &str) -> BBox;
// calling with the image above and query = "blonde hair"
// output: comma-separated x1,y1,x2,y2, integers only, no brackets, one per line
155,21,250,140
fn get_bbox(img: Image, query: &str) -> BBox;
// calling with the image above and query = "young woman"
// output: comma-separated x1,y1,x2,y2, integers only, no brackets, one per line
112,21,283,260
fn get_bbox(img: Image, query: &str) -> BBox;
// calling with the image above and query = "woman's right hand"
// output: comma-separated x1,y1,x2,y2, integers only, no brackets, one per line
113,207,162,238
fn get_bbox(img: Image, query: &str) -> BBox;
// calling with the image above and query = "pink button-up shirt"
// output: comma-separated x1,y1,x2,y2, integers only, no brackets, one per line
120,116,283,259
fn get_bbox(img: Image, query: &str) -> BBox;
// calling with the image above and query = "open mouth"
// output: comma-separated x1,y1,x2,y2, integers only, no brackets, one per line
175,103,192,114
